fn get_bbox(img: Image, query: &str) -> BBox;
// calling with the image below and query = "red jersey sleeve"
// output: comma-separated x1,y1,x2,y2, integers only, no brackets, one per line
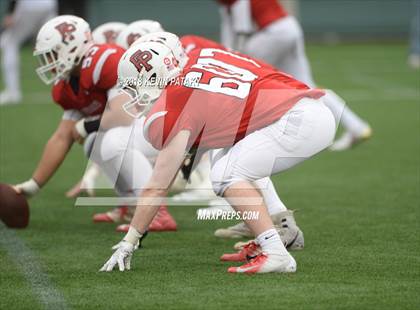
250,0,288,29
94,46,125,90
79,44,125,91
145,86,204,150
181,35,225,55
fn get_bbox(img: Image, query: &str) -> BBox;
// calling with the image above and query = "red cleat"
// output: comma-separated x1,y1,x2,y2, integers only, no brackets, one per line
93,206,131,223
115,206,177,232
227,252,297,274
220,241,261,262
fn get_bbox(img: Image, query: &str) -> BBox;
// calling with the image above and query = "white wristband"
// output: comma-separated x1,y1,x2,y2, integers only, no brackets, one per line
75,118,88,138
123,226,143,245
17,178,40,197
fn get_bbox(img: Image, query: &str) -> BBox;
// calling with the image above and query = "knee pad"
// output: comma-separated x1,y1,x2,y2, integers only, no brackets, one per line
210,163,244,197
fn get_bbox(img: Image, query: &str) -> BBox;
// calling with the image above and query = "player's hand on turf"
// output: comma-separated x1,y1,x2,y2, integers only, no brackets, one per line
99,240,139,272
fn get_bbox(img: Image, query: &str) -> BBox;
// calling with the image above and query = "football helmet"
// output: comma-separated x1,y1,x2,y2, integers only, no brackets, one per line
118,41,181,118
116,20,164,49
34,15,93,84
132,31,188,68
92,22,127,44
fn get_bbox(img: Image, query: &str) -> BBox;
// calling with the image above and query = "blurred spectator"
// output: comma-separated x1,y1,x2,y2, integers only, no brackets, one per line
0,0,57,105
408,0,420,69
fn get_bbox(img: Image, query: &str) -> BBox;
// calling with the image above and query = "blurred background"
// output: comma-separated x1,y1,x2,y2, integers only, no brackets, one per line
0,0,414,41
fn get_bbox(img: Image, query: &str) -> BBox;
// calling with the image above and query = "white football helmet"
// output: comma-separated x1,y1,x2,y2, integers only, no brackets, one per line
34,15,93,84
92,22,127,44
118,41,181,118
116,20,164,49
132,31,188,68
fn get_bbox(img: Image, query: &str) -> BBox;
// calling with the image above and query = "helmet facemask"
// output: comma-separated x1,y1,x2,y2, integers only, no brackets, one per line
34,48,69,84
121,74,166,118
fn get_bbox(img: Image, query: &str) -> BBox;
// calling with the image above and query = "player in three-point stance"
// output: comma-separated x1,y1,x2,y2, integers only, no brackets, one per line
100,34,336,273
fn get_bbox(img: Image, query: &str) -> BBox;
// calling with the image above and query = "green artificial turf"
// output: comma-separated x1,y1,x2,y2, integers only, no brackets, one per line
0,43,419,309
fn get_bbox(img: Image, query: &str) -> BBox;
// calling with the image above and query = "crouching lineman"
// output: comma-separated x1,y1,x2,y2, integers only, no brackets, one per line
131,32,305,249
100,35,336,273
11,15,176,232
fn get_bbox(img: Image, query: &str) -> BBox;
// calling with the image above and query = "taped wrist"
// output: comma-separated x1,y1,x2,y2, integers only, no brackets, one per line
123,226,144,246
75,118,101,139
84,118,101,134
18,178,40,197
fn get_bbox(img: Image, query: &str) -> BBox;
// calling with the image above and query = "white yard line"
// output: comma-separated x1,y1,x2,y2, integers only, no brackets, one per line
0,223,70,310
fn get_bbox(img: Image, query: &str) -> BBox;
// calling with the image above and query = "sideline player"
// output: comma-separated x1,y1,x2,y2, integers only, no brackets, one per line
100,35,336,273
0,0,57,105
11,15,175,232
216,0,371,151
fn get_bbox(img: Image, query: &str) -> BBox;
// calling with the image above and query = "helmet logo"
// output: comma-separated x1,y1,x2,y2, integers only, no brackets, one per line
127,33,141,47
130,50,153,72
55,22,76,45
103,30,117,43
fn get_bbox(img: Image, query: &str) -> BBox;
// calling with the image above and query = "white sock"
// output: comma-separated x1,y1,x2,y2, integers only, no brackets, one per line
254,178,287,215
256,228,288,255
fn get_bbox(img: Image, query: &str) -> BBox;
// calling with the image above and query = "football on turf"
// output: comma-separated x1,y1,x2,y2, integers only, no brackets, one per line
0,183,30,228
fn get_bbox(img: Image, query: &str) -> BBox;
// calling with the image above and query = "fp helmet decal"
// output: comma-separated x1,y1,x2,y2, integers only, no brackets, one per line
130,50,153,72
103,30,117,43
127,33,141,47
55,22,77,45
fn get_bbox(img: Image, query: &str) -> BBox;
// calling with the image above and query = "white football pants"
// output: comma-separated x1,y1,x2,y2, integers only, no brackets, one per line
244,16,315,88
89,117,158,198
210,97,336,196
0,0,57,96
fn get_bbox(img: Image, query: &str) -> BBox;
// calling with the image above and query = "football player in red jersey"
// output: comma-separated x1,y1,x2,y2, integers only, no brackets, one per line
217,0,372,151
11,15,176,232
131,32,305,249
100,35,336,273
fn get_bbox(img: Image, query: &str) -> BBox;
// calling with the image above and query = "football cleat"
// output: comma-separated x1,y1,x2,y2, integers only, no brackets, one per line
227,252,296,274
220,241,261,262
215,210,304,251
233,228,304,252
0,91,21,105
93,206,132,223
116,206,177,232
329,127,372,151
214,221,252,239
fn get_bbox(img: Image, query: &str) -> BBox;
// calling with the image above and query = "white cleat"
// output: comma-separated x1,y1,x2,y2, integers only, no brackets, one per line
329,127,372,151
227,252,296,274
408,54,420,70
0,91,21,106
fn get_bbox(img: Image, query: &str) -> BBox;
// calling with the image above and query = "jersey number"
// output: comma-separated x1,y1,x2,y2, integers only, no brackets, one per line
183,49,259,99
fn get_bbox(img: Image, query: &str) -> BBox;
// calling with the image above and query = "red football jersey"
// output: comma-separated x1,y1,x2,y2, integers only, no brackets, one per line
180,35,277,71
144,48,324,150
181,35,225,55
217,0,288,29
52,44,125,116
